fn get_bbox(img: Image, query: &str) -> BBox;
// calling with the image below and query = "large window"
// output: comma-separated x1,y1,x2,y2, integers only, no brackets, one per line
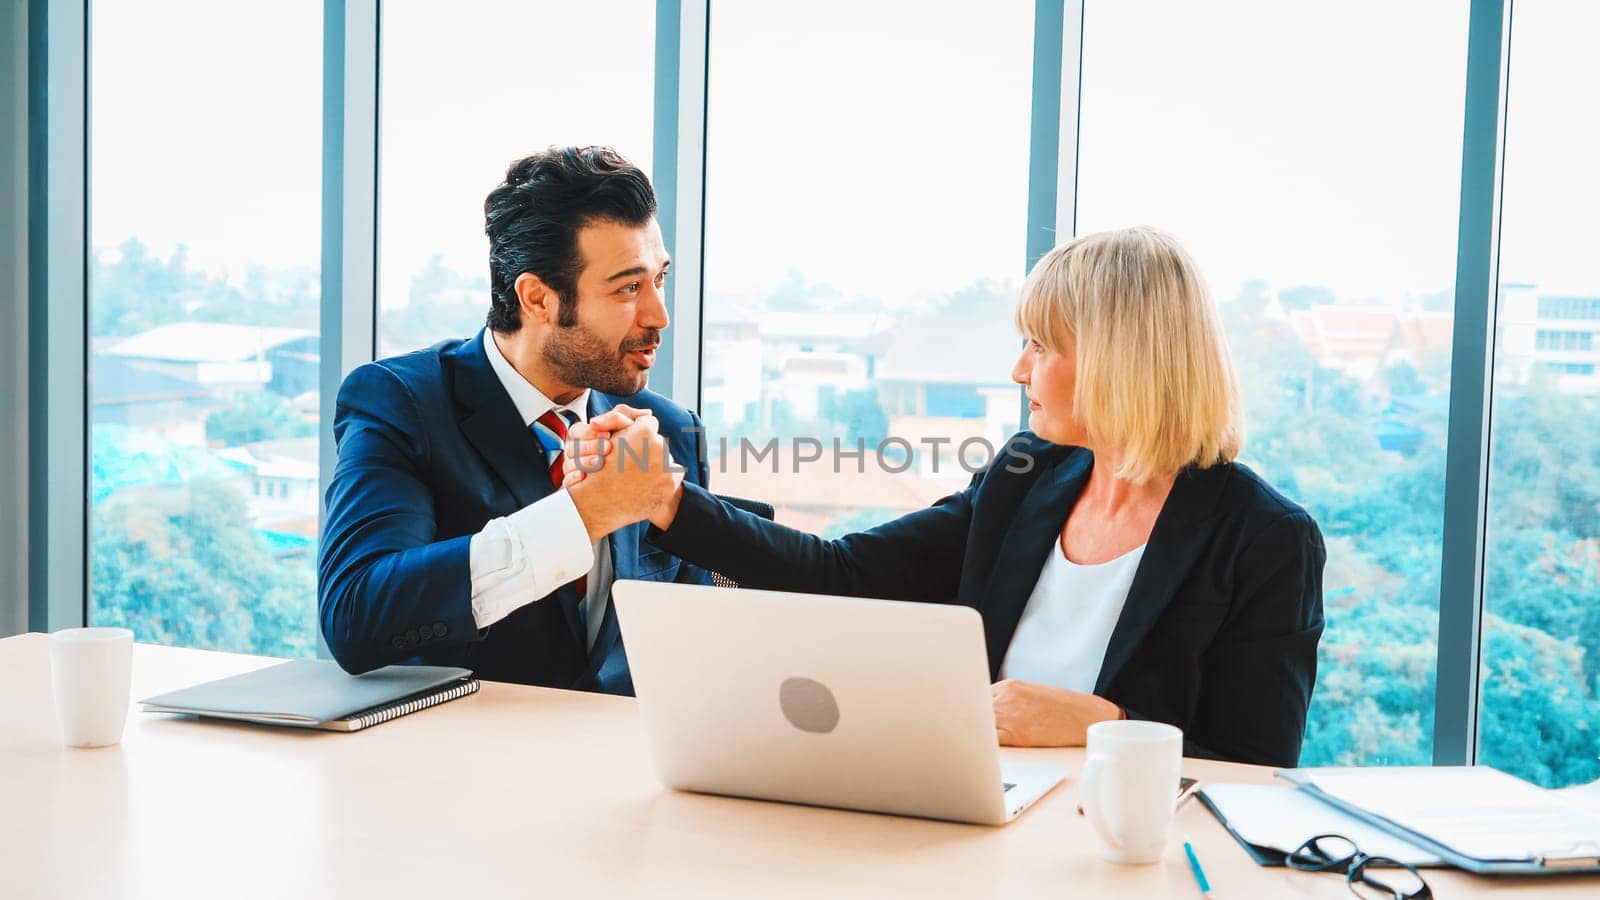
1479,0,1600,788
376,1,656,356
700,0,1035,534
87,1,323,656
1076,0,1471,766
40,0,1589,778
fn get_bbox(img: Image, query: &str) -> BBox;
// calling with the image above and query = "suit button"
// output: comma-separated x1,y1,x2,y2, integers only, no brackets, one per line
405,628,419,646
418,623,434,640
391,636,406,650
433,620,448,637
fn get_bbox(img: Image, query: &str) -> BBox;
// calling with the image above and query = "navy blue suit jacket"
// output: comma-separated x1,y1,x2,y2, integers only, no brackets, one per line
318,329,712,693
649,436,1326,767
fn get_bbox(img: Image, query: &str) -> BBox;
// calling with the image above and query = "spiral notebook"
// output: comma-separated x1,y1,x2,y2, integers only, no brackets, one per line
140,659,478,732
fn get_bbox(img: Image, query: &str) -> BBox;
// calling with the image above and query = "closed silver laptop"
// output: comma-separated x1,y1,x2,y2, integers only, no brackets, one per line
612,580,1067,826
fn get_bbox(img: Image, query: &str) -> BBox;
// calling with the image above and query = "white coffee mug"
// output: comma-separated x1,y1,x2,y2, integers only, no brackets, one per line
1079,719,1183,864
50,627,135,748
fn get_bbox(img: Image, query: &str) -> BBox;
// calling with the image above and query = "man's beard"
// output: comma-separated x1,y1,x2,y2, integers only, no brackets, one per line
541,322,660,397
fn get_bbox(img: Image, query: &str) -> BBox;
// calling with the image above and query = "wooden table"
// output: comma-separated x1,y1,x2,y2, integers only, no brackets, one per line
0,633,1588,898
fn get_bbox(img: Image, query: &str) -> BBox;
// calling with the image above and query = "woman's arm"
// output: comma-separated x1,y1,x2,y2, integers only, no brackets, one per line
1186,511,1327,767
990,679,1124,746
646,478,979,604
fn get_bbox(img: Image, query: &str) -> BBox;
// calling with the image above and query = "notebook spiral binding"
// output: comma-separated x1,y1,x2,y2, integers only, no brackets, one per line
349,678,480,731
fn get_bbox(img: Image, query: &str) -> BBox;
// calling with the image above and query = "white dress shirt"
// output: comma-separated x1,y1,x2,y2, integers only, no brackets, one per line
468,332,613,651
997,540,1146,692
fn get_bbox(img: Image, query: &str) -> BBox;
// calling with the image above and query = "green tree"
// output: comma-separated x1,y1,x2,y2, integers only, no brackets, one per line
1478,618,1600,788
1278,284,1337,310
91,480,317,658
91,237,314,338
205,391,316,446
377,253,490,351
1223,278,1600,786
91,239,216,338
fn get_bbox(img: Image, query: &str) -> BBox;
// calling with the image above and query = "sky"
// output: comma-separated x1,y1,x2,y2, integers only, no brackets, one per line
88,0,1599,314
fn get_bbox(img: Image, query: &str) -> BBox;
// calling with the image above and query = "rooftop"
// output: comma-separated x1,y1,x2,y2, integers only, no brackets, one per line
1288,305,1453,371
90,356,211,405
105,323,316,363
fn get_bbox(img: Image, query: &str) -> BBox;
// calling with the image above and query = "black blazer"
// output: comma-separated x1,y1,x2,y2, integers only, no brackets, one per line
648,435,1326,767
318,330,713,694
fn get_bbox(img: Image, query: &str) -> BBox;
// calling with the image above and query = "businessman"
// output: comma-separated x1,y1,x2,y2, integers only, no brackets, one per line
318,146,710,694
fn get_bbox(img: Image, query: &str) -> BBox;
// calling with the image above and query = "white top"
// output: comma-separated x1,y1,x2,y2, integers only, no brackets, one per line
467,332,611,651
997,540,1146,693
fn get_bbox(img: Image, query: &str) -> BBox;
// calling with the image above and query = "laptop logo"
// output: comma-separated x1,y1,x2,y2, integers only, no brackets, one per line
779,677,840,734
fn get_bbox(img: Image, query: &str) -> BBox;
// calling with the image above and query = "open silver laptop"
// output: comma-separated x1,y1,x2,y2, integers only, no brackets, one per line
612,580,1067,826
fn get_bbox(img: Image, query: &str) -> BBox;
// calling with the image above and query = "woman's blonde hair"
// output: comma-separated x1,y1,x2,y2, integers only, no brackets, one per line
1014,226,1244,483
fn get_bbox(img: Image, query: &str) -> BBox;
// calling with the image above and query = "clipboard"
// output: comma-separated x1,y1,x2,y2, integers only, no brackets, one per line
1276,766,1600,875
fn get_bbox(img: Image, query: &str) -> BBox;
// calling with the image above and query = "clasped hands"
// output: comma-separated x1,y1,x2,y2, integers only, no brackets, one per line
562,405,685,543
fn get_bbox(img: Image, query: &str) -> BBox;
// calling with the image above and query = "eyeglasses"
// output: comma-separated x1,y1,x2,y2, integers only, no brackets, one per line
1285,833,1433,900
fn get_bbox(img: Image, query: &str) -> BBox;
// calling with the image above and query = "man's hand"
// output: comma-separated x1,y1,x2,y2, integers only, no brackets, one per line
991,679,1123,747
567,414,684,543
563,405,686,531
562,404,647,487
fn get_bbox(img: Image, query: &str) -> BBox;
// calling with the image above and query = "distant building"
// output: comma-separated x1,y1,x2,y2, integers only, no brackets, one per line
90,355,215,446
103,322,319,397
1287,305,1454,383
702,306,764,426
774,352,872,422
215,437,320,536
1496,285,1600,394
700,305,891,429
874,313,1022,483
1375,393,1450,455
759,310,891,424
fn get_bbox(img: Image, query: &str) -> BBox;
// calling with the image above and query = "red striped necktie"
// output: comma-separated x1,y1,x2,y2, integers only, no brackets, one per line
532,408,578,489
532,408,587,603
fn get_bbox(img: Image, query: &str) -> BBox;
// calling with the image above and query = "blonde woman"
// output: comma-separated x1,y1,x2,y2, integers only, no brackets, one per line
573,226,1325,767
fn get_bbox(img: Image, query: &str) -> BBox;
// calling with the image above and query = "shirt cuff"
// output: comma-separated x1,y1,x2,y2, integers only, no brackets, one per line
467,489,596,629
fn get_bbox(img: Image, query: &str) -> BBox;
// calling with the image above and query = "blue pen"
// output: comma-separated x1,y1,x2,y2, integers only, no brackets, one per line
1184,841,1213,897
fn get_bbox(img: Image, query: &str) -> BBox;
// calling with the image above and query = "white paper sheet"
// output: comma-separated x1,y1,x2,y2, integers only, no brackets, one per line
1555,776,1600,816
1200,783,1442,867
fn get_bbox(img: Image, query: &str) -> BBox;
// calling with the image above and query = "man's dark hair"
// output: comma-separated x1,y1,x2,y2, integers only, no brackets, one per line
484,146,657,332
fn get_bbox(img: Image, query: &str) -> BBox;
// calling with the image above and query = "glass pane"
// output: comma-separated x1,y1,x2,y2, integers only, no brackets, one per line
1077,1,1470,765
1479,0,1600,788
377,1,656,356
88,1,323,656
701,0,1035,532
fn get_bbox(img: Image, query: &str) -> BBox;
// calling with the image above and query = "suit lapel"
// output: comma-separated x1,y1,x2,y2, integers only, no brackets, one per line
449,331,584,648
980,454,1091,677
449,330,553,511
1092,466,1227,694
